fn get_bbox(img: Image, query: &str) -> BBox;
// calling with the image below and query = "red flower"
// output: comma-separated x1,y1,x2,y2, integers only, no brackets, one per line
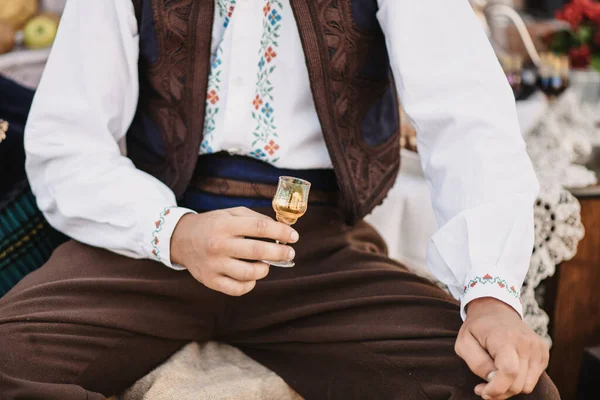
577,0,600,23
497,282,506,289
569,44,592,68
470,281,478,288
510,286,517,293
556,2,585,28
152,249,157,256
164,209,170,216
252,95,263,110
264,140,280,155
263,2,271,16
155,220,160,228
154,237,159,245
483,274,493,280
265,47,277,62
207,90,220,105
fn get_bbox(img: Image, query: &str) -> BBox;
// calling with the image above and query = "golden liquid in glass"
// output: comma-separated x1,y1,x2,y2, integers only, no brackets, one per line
273,201,306,225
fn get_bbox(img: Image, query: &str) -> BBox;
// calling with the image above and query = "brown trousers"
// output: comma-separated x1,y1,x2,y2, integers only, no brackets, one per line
0,205,559,400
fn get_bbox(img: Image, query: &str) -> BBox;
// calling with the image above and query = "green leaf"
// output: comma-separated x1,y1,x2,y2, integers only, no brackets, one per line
576,25,594,45
549,30,573,53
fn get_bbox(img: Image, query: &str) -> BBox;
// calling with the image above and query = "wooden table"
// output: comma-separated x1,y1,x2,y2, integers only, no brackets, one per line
546,184,600,400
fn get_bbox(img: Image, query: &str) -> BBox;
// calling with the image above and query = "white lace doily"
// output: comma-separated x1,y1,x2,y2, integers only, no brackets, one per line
520,90,595,344
525,91,599,189
523,185,584,343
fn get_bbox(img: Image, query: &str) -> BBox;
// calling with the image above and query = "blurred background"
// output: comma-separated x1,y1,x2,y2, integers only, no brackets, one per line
1,1,600,399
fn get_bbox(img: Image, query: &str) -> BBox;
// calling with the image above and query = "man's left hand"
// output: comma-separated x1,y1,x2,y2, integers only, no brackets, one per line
455,297,550,399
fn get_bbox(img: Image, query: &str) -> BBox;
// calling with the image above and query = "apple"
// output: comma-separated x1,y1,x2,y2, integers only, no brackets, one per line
23,14,59,50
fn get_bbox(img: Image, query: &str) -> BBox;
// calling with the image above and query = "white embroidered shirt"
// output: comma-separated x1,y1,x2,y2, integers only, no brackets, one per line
25,0,539,319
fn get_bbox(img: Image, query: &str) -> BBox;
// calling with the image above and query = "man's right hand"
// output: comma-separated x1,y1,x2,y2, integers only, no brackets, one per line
170,207,298,296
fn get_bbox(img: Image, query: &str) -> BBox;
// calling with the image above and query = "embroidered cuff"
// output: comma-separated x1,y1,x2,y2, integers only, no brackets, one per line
460,273,523,321
143,206,196,270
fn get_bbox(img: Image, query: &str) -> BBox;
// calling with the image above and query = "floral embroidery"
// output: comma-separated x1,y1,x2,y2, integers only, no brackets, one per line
202,0,237,153
262,102,274,118
151,208,172,259
264,46,277,62
249,148,267,159
268,9,281,25
463,274,520,299
253,95,263,110
201,48,223,154
264,140,279,155
217,0,237,28
250,0,283,164
207,90,219,105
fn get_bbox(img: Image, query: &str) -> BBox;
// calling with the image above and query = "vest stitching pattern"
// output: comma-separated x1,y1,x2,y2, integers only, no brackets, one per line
314,0,400,209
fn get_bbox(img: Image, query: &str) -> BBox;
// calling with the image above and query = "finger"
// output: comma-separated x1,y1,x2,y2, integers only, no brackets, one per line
474,383,487,398
210,276,257,297
227,206,273,219
523,343,549,393
523,358,542,395
507,358,529,397
220,260,270,282
455,332,496,381
482,346,521,398
225,238,294,262
230,217,299,243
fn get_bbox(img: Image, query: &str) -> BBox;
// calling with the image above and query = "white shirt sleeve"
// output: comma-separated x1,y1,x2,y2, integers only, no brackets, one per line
24,0,195,269
377,0,539,319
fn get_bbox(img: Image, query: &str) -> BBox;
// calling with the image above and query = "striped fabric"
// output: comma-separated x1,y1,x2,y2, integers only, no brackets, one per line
0,181,67,297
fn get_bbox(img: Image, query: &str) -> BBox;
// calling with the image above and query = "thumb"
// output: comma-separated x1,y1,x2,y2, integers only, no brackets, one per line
455,332,496,381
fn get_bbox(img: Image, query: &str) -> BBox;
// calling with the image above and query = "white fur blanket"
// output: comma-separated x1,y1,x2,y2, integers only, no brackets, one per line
119,342,302,400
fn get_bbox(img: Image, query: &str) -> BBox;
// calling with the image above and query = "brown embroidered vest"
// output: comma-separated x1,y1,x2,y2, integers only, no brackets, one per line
129,0,400,224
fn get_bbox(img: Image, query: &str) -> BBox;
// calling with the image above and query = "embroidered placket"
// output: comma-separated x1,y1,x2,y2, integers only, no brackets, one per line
250,0,283,163
201,0,237,154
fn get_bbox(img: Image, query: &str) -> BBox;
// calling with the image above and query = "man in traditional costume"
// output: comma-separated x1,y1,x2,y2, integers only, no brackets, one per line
0,1,559,399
